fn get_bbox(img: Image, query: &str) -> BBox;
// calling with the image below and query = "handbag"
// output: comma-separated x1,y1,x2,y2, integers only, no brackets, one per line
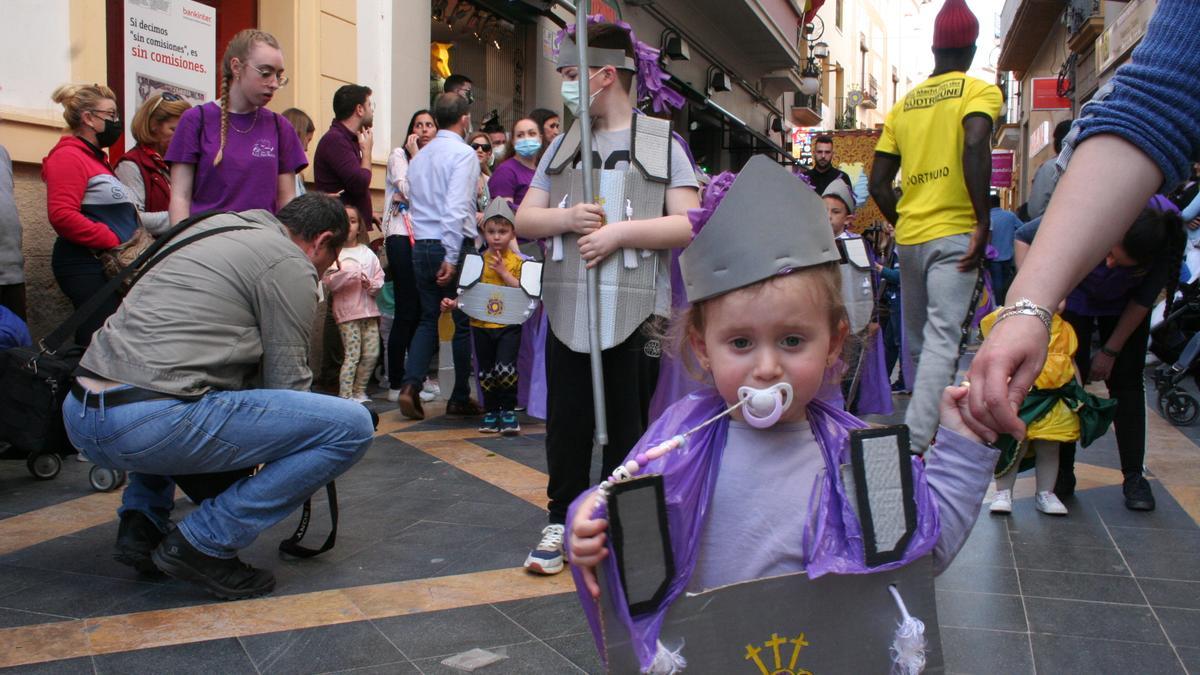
0,211,242,457
96,226,155,294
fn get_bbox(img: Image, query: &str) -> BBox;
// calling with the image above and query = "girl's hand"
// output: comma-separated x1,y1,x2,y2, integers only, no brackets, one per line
405,133,420,157
570,492,609,599
439,297,457,313
565,202,605,235
940,384,995,445
360,272,371,289
1089,351,1115,383
578,223,624,269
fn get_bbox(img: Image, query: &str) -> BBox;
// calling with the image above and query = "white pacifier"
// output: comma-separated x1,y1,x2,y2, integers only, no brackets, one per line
736,382,793,428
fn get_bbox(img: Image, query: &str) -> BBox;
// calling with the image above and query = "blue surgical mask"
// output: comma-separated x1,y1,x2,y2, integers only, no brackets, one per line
561,71,603,116
514,138,542,158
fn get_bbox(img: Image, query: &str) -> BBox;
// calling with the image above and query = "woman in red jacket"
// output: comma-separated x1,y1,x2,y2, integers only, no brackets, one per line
42,84,139,345
114,92,191,236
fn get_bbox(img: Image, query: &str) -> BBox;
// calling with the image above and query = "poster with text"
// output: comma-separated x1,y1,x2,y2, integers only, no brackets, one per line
123,0,216,142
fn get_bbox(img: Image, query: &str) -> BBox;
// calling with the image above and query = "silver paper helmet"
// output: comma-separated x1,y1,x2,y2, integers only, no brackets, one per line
822,178,856,214
481,198,516,226
556,36,637,73
680,155,841,304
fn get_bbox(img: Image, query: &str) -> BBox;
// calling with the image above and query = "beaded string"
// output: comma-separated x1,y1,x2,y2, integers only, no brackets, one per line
595,397,752,500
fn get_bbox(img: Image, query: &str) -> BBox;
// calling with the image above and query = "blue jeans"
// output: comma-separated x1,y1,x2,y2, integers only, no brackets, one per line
403,239,473,403
63,387,373,558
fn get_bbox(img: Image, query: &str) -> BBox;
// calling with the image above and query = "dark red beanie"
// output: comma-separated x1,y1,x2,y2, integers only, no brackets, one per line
933,0,979,49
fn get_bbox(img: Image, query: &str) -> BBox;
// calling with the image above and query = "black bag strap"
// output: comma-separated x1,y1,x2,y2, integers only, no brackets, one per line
42,211,247,353
279,481,338,558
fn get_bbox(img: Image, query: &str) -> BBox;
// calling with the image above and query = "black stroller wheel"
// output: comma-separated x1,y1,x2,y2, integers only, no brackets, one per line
1165,393,1200,426
27,453,62,480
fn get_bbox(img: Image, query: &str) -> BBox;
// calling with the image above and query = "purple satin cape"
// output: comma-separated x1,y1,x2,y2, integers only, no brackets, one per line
567,389,940,671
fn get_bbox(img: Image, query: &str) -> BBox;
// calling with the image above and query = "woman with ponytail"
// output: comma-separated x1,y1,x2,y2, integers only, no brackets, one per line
165,29,307,223
1015,199,1186,511
42,83,138,345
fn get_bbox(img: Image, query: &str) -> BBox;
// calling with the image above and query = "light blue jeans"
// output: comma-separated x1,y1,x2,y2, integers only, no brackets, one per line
63,387,373,558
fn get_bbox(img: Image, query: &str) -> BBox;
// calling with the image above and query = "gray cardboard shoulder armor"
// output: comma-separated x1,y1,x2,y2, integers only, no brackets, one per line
542,115,674,353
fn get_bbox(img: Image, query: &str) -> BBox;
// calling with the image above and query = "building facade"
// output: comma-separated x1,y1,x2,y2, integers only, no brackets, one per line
2,0,808,339
997,0,1159,208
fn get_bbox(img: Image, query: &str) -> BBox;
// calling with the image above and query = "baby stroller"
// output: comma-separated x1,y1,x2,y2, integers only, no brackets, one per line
1150,279,1200,426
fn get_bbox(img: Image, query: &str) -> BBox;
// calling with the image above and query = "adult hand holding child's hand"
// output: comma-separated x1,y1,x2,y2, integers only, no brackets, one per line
939,383,996,445
569,491,609,599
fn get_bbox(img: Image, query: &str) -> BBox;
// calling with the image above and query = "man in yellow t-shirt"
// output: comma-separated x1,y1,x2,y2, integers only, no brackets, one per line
868,0,1003,454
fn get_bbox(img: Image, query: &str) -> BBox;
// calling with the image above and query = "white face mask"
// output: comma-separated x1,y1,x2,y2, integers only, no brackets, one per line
561,70,604,116
492,143,508,162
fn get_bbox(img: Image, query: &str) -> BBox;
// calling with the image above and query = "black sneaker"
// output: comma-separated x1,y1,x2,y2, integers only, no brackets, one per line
151,528,276,600
113,511,166,575
1123,473,1156,511
499,410,520,436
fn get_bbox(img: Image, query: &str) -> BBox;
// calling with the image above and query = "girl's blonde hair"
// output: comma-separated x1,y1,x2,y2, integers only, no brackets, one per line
671,264,849,381
468,131,493,177
214,29,282,166
50,83,117,131
130,93,192,147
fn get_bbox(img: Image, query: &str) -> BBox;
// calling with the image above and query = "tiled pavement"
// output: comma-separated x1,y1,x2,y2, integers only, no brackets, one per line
2,373,1200,673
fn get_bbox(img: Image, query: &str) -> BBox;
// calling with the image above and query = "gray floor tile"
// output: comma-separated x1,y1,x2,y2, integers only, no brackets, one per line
944,527,1014,568
1124,548,1200,582
1006,514,1113,549
1109,525,1200,556
94,638,257,675
0,657,96,674
543,632,604,673
1177,645,1200,673
410,640,585,675
1142,578,1200,611
1024,596,1166,644
1085,483,1197,530
1011,542,1130,576
0,566,160,621
936,563,1021,595
935,590,1027,632
239,621,404,674
421,498,543,530
322,662,421,674
1017,569,1145,604
372,604,533,660
0,606,75,629
1031,633,1184,673
940,627,1033,675
493,592,591,640
1157,607,1200,649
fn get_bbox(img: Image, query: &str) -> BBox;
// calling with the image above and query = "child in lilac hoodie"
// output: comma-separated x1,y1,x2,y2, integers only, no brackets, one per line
323,205,385,401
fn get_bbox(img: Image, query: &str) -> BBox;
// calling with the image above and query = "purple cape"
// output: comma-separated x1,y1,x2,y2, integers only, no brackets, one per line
567,389,940,671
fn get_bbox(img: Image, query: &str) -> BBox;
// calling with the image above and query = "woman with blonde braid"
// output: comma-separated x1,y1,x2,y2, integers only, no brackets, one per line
166,29,307,223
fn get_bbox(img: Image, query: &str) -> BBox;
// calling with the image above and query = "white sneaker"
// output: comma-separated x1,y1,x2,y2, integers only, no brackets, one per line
990,489,1013,514
1036,491,1069,516
419,389,437,403
422,379,441,396
387,388,401,402
351,393,371,403
524,524,566,575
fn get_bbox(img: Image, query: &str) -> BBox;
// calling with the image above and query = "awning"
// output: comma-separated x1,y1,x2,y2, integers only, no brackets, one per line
998,0,1064,75
669,75,791,161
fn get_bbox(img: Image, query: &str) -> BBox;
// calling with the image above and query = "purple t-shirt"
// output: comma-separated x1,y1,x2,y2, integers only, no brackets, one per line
165,102,308,214
487,157,536,206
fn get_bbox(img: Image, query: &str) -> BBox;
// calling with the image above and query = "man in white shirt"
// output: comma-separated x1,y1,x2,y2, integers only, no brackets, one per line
397,93,481,419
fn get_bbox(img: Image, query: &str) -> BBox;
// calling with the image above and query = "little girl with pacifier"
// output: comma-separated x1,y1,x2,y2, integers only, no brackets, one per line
323,204,385,401
566,157,1000,669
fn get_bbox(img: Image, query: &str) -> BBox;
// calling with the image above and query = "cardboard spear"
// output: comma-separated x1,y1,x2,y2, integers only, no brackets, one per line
555,0,609,445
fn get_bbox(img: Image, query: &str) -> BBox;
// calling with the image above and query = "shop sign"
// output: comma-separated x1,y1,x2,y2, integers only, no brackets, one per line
1095,0,1157,75
1030,77,1071,110
1029,120,1051,158
123,0,217,141
991,150,1014,188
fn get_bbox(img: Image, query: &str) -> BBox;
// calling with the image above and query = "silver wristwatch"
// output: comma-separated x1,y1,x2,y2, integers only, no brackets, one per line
993,298,1053,332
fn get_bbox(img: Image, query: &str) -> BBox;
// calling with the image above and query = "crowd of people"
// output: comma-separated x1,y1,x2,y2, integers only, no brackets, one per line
0,2,1196,635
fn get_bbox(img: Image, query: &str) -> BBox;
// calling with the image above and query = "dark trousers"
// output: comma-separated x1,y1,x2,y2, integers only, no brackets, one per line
403,239,473,403
0,283,26,321
53,266,118,347
545,320,662,523
883,301,903,386
1059,310,1152,483
319,308,343,386
385,235,421,386
987,259,1014,305
474,324,522,412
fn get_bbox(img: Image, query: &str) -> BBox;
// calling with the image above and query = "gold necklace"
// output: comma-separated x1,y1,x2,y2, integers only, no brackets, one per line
227,106,260,134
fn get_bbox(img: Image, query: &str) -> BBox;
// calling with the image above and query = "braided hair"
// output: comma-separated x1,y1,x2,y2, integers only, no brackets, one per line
1123,206,1187,317
213,29,281,166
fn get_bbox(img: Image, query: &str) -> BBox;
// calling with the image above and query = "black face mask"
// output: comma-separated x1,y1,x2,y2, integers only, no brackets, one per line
95,118,122,148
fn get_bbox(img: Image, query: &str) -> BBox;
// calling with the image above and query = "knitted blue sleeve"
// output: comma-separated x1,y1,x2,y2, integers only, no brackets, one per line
1071,0,1200,190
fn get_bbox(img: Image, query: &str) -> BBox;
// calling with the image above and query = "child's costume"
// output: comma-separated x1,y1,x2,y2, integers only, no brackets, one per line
980,310,1117,476
567,156,999,672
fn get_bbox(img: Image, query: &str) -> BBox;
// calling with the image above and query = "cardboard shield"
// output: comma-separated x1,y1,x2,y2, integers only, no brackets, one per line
455,253,543,325
838,236,875,334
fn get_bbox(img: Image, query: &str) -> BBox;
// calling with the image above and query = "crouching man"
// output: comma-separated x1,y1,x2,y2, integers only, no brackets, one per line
63,193,374,600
